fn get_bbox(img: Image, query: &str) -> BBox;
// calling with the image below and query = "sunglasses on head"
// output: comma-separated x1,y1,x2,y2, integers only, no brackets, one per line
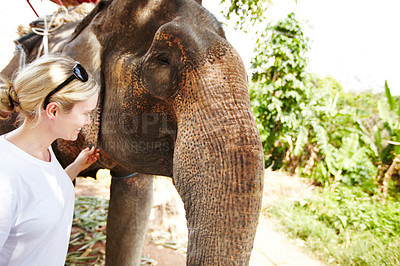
43,63,89,110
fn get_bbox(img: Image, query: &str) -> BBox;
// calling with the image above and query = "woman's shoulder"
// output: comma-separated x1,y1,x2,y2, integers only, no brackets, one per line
0,135,10,157
0,134,15,160
0,160,19,194
0,134,23,177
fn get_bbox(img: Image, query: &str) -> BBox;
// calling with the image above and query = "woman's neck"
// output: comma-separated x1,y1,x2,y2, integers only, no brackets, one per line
5,120,56,162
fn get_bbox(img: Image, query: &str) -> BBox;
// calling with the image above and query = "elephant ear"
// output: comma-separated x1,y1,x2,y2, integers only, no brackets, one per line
64,0,112,79
69,0,113,44
61,1,112,147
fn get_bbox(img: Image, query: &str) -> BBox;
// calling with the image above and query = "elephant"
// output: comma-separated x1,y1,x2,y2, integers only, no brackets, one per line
0,0,264,265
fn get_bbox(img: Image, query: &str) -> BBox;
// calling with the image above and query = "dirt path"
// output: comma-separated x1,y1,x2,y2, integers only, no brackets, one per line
250,171,323,266
75,170,323,266
251,219,322,266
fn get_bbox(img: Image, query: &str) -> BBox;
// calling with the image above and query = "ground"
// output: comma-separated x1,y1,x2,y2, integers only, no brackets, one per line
74,170,324,266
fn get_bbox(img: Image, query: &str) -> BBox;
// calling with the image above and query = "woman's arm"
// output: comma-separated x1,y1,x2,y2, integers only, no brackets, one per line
65,147,100,181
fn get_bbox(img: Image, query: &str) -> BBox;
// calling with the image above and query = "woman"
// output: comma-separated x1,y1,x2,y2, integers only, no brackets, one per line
0,55,100,265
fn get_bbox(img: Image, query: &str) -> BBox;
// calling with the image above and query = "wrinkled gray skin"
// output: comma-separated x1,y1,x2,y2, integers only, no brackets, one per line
1,0,264,265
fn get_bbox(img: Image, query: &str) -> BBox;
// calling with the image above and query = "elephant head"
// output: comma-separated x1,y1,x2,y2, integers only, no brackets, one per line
1,0,264,264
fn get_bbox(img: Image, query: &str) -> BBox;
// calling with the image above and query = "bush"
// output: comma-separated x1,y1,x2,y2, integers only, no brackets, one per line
268,186,400,265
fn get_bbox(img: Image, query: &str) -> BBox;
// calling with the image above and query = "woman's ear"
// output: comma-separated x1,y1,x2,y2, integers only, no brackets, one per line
45,102,58,121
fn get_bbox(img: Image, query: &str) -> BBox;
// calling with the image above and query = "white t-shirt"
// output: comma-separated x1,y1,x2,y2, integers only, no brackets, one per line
0,134,75,266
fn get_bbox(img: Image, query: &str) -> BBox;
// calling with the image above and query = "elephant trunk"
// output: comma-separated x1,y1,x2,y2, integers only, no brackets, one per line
177,144,263,264
173,50,264,265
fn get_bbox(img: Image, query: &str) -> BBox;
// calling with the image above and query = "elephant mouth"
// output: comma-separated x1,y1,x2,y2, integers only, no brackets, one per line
95,133,175,177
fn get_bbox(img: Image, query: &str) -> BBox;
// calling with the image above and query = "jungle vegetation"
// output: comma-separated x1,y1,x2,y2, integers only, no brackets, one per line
223,1,400,264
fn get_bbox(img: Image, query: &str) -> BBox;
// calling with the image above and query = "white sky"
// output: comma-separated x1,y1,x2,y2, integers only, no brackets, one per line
1,0,399,94
203,0,400,95
0,0,57,70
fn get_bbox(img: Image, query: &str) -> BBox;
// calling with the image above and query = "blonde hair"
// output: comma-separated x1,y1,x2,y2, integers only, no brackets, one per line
0,55,99,125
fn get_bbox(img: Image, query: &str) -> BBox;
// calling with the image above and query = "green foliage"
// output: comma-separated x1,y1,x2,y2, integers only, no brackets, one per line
249,12,379,190
250,12,309,169
251,13,309,84
375,81,400,163
300,83,378,191
268,187,400,265
220,0,271,30
227,1,400,264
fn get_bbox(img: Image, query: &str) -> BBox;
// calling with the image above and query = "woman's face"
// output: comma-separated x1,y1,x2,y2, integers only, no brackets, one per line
55,94,98,141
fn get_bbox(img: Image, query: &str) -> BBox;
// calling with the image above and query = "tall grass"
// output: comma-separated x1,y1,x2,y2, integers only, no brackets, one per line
266,186,400,265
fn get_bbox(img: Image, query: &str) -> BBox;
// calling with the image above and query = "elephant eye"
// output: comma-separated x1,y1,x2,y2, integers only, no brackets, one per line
141,52,176,100
156,54,170,66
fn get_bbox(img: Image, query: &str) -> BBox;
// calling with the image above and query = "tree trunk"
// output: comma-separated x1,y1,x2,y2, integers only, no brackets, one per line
380,155,400,201
304,145,319,176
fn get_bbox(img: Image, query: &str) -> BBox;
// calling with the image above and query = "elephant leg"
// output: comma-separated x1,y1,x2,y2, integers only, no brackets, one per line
105,174,153,266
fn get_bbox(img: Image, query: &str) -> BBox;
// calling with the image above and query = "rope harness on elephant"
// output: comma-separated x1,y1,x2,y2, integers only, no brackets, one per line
111,172,139,180
25,0,69,56
14,12,68,67
33,12,65,56
16,2,95,69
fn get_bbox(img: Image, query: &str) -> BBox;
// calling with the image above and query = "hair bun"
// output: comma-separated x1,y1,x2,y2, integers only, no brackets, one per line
8,88,15,109
7,82,20,109
0,75,17,118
